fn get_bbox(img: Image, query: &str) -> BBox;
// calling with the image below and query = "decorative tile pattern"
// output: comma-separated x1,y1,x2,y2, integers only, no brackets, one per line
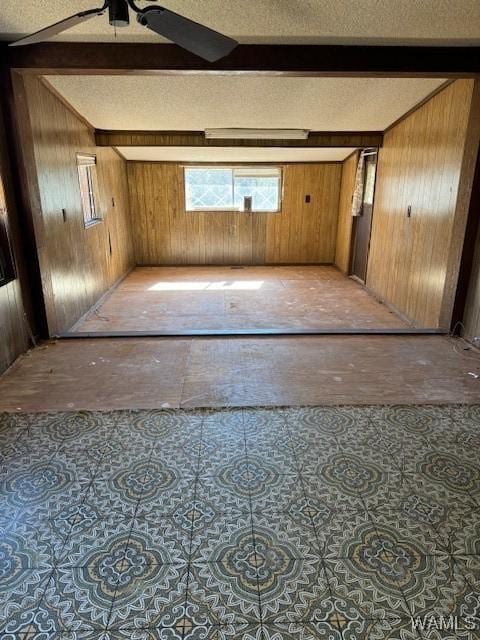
1,405,480,638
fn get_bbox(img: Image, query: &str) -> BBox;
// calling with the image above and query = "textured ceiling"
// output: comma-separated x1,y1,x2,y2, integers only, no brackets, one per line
2,1,480,44
46,76,446,131
117,147,356,162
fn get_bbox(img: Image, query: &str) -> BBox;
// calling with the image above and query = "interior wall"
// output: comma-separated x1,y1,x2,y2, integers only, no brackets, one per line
463,221,480,342
0,108,29,373
334,151,358,273
17,76,135,334
127,162,342,265
366,79,478,328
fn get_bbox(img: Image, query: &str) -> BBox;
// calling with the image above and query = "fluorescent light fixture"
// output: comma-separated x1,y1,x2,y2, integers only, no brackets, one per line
204,128,310,140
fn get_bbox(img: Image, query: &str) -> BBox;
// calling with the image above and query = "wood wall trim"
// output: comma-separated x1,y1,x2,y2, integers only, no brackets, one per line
96,130,383,148
3,42,480,77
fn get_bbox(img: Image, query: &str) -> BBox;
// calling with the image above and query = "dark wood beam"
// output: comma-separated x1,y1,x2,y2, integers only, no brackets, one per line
95,130,383,148
3,42,480,77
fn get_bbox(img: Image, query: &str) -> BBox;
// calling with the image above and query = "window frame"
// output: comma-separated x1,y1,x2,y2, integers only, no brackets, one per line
183,165,283,213
76,153,103,228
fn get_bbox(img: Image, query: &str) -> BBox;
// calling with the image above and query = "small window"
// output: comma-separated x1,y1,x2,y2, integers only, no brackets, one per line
0,174,16,288
184,166,281,212
77,154,102,227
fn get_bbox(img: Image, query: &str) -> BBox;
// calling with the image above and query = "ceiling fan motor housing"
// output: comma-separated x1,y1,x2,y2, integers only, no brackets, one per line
109,0,130,27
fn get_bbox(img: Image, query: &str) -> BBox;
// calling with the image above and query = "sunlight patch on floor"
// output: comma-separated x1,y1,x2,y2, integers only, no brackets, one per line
148,280,264,291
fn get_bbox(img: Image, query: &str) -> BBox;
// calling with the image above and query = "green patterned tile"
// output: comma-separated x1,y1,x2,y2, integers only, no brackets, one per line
56,514,132,568
416,451,480,498
114,409,203,449
108,565,188,630
0,567,53,630
398,554,472,621
257,556,331,625
252,514,320,560
369,405,452,438
189,513,253,562
371,509,448,557
0,459,92,523
316,507,376,558
284,406,370,442
188,560,262,625
89,450,186,518
1,515,67,568
195,475,250,514
126,517,191,567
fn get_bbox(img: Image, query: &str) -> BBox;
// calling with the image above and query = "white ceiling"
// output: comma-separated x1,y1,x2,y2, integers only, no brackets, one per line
117,147,356,162
2,1,480,45
46,76,446,131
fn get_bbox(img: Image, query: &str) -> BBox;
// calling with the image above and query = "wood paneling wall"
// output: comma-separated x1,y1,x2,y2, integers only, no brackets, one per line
127,162,342,265
334,152,358,273
366,80,479,328
0,101,29,374
16,76,135,334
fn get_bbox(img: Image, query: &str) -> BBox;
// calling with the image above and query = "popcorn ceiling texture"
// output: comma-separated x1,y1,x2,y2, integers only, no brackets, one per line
2,0,480,44
116,147,357,162
46,76,446,131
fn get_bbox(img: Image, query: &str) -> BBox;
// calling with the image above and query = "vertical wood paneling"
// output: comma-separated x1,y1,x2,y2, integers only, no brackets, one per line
128,162,342,265
0,99,29,374
334,151,358,273
366,80,477,328
20,76,135,334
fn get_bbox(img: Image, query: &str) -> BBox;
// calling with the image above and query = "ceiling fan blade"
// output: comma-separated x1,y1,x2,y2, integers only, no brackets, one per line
138,7,238,62
9,6,108,47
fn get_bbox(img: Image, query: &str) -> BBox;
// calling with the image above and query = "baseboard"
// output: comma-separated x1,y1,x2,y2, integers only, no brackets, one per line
57,328,446,339
68,266,135,333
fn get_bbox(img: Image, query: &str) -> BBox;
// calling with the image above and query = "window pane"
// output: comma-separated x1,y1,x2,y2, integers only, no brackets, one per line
78,165,94,222
233,176,280,211
77,154,101,227
185,168,233,210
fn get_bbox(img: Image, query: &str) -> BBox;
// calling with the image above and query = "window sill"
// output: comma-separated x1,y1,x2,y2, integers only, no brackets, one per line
84,218,103,229
186,209,282,214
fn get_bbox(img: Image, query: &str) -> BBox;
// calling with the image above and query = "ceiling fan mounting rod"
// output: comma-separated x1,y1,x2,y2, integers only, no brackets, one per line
108,0,130,27
127,0,161,14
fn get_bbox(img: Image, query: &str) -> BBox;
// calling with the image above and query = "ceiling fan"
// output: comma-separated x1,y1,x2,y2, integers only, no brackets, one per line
8,0,238,62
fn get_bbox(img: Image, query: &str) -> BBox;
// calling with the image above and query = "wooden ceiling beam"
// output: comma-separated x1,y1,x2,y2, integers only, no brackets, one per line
94,130,383,148
3,42,480,77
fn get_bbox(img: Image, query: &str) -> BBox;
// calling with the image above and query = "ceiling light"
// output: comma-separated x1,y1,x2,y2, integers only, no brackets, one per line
204,128,310,140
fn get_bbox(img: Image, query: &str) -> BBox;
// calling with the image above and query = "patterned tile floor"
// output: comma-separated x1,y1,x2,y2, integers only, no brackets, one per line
0,405,479,639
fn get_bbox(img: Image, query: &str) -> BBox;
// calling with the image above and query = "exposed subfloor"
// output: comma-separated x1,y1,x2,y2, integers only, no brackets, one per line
72,266,409,333
0,405,479,639
0,335,479,412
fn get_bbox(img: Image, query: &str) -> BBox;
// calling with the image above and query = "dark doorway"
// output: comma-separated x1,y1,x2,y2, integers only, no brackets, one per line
350,151,377,282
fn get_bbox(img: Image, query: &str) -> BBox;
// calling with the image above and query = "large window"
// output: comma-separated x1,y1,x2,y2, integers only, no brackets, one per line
184,166,282,212
77,154,102,227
